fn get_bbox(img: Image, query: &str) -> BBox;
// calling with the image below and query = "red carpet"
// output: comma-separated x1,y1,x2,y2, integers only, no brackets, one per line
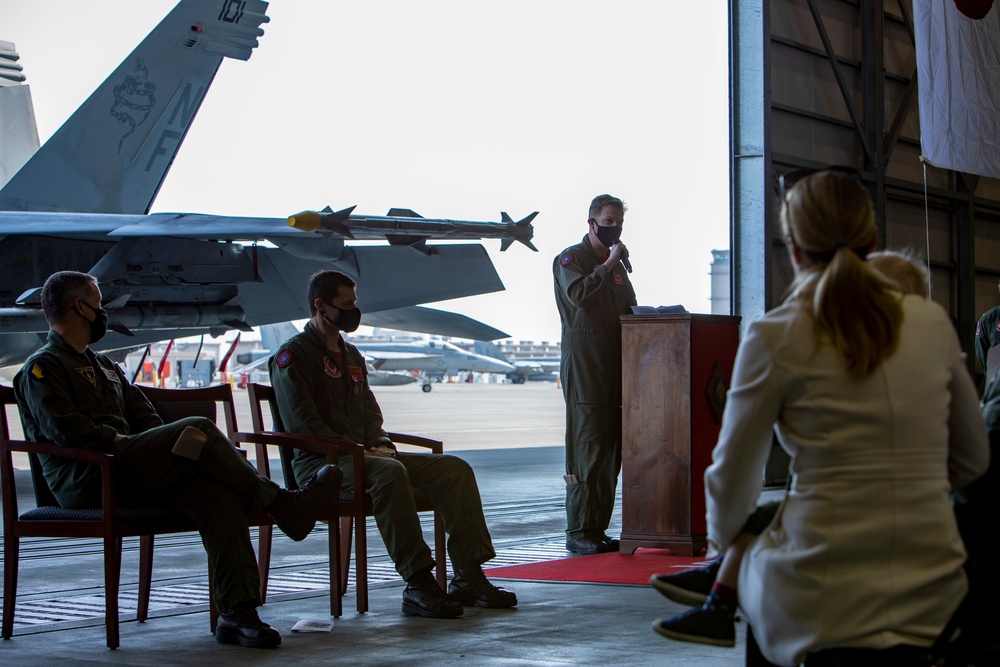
484,549,706,585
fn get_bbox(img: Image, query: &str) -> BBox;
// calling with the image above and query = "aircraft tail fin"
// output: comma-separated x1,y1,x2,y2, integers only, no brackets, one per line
0,40,40,190
473,340,509,361
0,0,270,214
259,321,300,353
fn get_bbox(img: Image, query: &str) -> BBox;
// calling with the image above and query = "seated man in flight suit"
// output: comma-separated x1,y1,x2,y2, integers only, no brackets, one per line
269,270,516,618
14,271,342,648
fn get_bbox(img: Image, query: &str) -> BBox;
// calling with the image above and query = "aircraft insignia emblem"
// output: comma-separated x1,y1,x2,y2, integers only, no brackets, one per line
560,253,573,266
76,366,97,387
111,59,157,152
276,350,292,368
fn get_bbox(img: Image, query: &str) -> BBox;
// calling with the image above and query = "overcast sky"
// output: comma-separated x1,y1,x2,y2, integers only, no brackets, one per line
1,0,730,343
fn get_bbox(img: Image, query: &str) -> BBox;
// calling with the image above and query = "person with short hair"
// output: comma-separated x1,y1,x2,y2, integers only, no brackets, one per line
268,270,516,619
15,271,342,649
553,194,637,555
653,171,987,665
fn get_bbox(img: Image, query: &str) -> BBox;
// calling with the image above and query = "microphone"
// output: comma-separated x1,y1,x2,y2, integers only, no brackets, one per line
615,242,633,273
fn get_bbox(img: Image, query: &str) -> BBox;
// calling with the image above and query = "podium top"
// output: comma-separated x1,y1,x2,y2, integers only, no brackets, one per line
621,313,741,325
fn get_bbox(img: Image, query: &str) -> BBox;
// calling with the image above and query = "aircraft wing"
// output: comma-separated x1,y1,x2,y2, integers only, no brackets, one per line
361,306,509,340
364,352,443,363
0,0,532,368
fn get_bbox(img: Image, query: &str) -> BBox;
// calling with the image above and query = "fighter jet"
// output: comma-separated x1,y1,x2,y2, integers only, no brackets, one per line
353,338,515,392
0,0,535,367
473,340,560,384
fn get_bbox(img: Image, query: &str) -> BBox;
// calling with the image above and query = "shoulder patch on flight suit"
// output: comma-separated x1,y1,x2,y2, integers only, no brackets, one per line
30,360,48,380
76,366,96,387
276,349,292,368
612,271,623,285
324,356,342,378
994,320,1000,334
977,321,982,336
560,253,574,266
102,367,119,382
348,365,363,382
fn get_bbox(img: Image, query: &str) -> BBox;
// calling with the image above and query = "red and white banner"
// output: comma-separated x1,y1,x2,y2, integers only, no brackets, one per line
914,0,1000,178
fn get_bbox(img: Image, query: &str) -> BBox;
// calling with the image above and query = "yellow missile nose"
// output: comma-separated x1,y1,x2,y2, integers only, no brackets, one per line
287,210,322,232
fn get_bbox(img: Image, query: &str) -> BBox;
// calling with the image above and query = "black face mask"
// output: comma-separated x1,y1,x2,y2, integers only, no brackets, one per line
81,302,109,344
594,224,623,248
323,305,362,333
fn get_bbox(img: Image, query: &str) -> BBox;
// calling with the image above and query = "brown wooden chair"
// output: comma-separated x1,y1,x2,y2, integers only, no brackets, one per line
1,384,199,648
245,382,446,616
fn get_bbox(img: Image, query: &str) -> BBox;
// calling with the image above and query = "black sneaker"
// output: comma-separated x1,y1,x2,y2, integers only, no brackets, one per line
652,604,735,647
267,464,341,542
649,557,721,606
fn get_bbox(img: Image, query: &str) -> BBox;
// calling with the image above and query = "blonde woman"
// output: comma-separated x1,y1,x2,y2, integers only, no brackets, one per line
662,170,988,666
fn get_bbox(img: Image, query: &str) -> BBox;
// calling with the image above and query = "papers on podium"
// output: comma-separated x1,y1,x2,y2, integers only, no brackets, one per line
630,305,688,315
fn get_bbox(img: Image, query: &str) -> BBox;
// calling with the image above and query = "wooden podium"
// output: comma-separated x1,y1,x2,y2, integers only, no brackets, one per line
619,314,741,556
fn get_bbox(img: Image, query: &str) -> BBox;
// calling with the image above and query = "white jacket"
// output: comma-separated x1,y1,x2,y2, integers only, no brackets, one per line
705,294,989,666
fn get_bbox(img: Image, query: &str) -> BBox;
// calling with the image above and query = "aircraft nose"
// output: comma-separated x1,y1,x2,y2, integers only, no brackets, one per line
488,358,516,373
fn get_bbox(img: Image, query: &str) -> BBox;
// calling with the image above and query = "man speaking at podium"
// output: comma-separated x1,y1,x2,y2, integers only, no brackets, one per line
553,194,637,555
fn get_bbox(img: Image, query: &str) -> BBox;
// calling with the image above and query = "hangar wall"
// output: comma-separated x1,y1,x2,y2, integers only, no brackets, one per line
731,0,1000,380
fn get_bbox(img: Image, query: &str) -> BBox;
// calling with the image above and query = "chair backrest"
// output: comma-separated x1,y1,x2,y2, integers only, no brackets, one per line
135,384,237,439
1,383,60,508
247,383,300,491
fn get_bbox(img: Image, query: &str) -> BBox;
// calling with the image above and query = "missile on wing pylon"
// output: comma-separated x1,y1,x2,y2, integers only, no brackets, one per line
285,206,538,252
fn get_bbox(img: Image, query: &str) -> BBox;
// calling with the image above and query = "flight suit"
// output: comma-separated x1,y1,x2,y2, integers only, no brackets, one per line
14,331,278,612
269,322,496,581
975,304,1000,372
553,235,637,540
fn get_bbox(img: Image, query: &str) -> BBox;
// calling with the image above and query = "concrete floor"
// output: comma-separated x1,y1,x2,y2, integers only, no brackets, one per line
1,383,750,665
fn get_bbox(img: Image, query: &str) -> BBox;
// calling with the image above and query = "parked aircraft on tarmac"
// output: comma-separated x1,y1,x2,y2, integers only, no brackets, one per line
351,339,515,392
0,0,534,367
473,340,560,384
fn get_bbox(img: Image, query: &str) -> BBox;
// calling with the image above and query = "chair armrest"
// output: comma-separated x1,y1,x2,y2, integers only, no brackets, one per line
234,431,364,459
2,438,115,464
387,432,443,454
1,438,118,516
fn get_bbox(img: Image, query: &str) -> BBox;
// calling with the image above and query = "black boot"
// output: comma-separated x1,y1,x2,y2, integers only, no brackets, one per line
215,603,281,648
449,565,517,608
266,464,341,541
402,568,464,618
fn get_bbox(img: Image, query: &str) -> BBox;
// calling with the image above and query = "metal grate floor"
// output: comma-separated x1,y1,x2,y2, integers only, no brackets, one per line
3,530,573,630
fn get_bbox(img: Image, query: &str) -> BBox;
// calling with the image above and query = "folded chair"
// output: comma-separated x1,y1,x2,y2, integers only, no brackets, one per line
245,382,446,616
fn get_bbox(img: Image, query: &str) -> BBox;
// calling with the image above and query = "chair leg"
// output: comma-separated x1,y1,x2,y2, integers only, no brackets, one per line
104,536,122,649
257,524,272,604
2,533,18,640
328,521,342,617
208,558,218,633
137,535,153,622
339,517,352,594
355,514,368,613
434,511,447,591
